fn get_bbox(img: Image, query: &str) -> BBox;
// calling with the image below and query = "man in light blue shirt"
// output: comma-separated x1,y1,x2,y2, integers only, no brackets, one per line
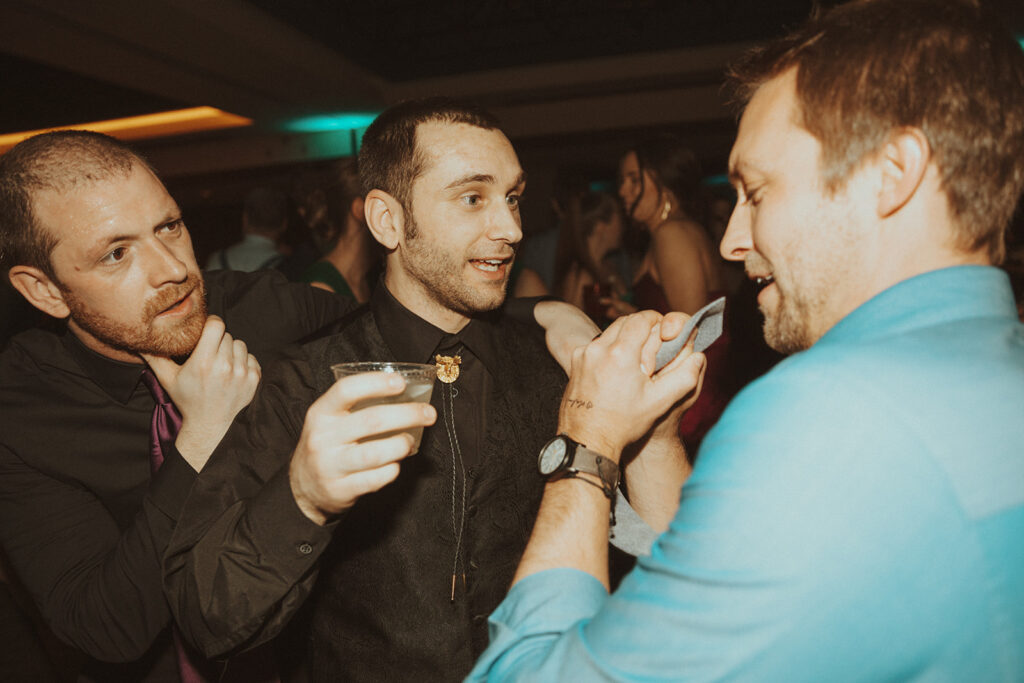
469,1,1024,680
205,187,286,272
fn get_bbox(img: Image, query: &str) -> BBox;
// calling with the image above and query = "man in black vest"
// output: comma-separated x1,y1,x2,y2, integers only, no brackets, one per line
164,98,571,681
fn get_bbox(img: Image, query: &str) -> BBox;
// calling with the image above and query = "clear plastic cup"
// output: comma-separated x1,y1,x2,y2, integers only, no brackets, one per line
330,361,436,452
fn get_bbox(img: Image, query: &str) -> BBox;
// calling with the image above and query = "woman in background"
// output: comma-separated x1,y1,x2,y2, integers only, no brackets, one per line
615,134,729,454
296,159,378,302
616,133,723,316
551,191,628,328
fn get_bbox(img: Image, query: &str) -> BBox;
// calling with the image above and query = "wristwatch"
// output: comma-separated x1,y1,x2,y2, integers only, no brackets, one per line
537,434,620,498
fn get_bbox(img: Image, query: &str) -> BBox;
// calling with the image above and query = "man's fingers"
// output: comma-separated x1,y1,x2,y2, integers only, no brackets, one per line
660,312,688,341
306,403,436,454
321,371,409,413
141,353,181,386
231,337,249,367
338,402,436,446
655,351,706,407
192,315,227,359
640,322,666,375
334,433,421,474
336,463,403,498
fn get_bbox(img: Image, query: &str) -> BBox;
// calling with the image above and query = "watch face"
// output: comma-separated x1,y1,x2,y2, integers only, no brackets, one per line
538,437,568,475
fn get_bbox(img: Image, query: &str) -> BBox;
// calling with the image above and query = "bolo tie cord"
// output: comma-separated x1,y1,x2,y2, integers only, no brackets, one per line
437,346,468,601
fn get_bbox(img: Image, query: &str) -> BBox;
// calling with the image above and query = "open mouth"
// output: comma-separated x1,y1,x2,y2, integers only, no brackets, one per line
470,257,512,274
157,289,194,317
753,274,775,293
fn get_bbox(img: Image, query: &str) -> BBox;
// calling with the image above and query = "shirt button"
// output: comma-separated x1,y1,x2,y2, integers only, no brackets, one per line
298,542,313,555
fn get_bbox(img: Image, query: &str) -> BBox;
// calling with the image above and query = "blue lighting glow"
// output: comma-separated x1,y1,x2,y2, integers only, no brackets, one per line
283,112,380,133
701,174,730,187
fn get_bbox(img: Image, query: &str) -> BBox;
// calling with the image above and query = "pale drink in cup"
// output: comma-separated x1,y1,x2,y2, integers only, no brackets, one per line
330,362,436,452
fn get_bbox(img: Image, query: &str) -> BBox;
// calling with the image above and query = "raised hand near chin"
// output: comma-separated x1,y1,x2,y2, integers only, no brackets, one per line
141,315,261,471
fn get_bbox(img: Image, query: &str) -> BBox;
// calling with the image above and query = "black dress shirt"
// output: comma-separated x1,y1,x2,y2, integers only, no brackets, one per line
164,284,567,682
0,269,355,682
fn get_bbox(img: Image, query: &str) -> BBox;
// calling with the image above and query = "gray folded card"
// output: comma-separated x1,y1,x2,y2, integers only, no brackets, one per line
653,296,727,372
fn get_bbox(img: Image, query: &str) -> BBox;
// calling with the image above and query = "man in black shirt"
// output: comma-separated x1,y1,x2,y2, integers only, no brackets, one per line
0,131,356,681
164,99,570,681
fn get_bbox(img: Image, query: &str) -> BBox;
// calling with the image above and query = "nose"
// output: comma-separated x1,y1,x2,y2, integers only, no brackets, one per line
145,237,190,286
719,203,752,262
490,202,523,246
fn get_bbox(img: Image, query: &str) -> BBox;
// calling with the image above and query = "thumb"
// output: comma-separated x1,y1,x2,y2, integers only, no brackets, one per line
653,351,705,405
141,353,182,388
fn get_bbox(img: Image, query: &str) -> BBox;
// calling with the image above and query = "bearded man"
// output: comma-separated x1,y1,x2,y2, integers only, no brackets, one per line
0,131,363,681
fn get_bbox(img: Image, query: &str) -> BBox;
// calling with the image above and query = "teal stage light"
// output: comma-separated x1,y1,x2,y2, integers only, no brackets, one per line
283,112,380,133
701,174,730,187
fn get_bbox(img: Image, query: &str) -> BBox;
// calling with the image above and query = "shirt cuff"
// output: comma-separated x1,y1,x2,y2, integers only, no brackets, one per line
469,568,606,680
149,446,198,520
244,463,336,571
610,488,659,556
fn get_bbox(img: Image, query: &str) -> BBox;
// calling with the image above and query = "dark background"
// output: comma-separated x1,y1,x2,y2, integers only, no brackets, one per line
2,0,1023,339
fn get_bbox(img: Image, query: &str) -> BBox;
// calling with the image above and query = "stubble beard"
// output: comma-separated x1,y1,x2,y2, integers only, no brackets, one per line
62,273,208,358
400,213,509,317
748,251,815,355
762,289,814,355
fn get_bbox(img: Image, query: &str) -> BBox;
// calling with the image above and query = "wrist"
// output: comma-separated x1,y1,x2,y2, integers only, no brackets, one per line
173,430,214,472
555,423,623,465
288,461,330,526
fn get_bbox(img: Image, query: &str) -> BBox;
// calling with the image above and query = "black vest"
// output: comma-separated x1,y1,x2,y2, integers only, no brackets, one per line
293,307,565,682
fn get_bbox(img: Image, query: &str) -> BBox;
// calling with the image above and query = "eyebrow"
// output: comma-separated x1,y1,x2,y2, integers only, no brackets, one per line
727,159,757,186
444,171,527,192
85,211,182,256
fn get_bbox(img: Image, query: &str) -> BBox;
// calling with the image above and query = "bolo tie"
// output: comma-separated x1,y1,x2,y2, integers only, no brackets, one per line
435,346,468,602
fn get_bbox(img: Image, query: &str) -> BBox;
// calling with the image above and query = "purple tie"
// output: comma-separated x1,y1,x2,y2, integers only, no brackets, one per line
140,369,183,473
140,369,206,683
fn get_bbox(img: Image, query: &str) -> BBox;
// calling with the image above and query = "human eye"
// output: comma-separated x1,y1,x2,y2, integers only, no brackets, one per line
100,246,129,265
506,193,521,209
736,181,763,208
460,194,481,207
158,218,185,235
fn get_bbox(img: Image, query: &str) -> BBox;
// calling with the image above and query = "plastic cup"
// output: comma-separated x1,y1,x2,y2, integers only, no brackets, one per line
330,361,436,452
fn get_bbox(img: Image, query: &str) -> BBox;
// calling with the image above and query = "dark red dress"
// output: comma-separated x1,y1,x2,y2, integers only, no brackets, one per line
633,272,731,454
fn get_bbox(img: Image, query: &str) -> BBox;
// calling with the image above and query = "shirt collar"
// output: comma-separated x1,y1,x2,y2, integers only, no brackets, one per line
818,265,1018,347
370,282,502,374
61,330,147,405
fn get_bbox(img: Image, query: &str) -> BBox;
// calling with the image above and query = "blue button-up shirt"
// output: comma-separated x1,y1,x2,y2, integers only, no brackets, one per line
470,266,1024,682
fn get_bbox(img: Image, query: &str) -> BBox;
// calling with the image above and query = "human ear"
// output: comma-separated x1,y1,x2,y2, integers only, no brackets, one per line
8,266,70,319
363,190,403,250
349,196,366,224
878,128,930,218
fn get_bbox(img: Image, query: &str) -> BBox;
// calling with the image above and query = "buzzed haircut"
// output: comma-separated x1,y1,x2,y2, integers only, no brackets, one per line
0,130,153,280
357,97,501,212
726,0,1024,263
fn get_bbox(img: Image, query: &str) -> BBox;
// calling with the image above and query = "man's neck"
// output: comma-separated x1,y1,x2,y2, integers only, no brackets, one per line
383,270,471,334
66,319,144,365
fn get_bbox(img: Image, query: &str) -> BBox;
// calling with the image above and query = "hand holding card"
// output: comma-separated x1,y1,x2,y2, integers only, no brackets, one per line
653,296,726,372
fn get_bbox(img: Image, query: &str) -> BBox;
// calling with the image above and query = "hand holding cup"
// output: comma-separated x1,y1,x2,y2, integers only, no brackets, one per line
289,363,437,525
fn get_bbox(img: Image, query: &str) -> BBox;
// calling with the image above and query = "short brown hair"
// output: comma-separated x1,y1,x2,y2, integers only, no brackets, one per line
357,97,501,212
726,0,1024,263
0,130,152,280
